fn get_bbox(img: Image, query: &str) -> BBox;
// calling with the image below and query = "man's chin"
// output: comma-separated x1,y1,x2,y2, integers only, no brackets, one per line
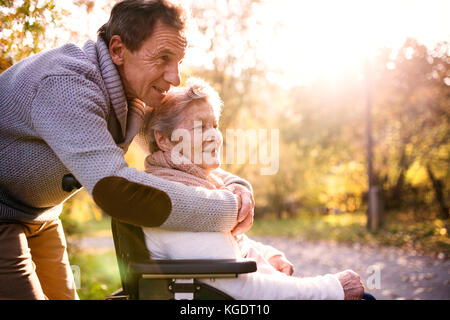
143,96,163,109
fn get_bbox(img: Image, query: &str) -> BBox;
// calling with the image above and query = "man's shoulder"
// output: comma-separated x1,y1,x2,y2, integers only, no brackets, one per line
39,42,101,79
0,41,99,84
0,41,107,107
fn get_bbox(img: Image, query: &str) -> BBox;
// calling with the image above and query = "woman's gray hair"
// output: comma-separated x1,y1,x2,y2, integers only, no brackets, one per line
143,77,223,153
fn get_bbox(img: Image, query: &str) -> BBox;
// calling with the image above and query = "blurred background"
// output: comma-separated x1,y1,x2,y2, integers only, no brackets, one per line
1,0,448,299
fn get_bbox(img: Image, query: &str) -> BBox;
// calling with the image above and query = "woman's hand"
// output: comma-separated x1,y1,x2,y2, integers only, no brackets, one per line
226,184,255,236
268,255,295,276
335,269,364,300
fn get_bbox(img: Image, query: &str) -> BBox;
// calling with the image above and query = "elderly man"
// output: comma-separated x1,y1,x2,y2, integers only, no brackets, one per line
0,0,254,300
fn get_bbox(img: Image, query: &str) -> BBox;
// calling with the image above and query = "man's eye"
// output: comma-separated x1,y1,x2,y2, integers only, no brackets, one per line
160,56,169,62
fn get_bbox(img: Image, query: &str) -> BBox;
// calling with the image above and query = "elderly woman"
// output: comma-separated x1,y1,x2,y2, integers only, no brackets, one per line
139,78,364,300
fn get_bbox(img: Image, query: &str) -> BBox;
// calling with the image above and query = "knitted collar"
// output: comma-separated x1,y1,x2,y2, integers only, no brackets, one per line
145,150,225,189
83,37,128,139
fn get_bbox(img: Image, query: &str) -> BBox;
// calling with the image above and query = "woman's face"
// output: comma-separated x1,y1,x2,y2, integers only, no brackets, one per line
172,100,222,171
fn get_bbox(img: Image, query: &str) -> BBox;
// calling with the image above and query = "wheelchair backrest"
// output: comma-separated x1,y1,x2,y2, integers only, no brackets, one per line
111,219,151,296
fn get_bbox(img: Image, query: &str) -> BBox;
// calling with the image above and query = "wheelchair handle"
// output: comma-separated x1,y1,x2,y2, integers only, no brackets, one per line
62,174,82,192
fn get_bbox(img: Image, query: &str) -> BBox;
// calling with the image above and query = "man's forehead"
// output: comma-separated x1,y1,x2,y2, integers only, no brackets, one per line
155,44,186,57
152,39,186,60
151,24,187,52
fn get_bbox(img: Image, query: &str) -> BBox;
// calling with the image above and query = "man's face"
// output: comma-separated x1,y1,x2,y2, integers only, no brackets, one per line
114,21,187,107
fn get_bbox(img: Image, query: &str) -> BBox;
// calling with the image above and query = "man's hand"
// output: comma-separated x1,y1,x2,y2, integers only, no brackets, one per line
226,184,255,236
335,269,364,300
268,255,294,276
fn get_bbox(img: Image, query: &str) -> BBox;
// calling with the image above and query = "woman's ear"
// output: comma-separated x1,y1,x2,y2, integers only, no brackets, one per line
109,35,126,66
154,130,173,152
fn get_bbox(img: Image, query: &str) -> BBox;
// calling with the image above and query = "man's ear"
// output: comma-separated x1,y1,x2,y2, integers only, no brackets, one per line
109,35,126,66
154,130,174,152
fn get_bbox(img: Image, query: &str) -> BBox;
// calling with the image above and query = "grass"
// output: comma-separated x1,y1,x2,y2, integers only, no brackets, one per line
65,217,120,300
64,216,112,238
248,212,369,241
68,248,121,300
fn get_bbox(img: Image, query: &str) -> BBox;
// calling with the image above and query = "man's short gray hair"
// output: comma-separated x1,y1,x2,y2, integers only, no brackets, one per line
143,77,223,153
98,0,187,51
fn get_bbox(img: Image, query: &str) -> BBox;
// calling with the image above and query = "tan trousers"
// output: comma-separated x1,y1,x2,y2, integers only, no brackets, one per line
0,219,79,300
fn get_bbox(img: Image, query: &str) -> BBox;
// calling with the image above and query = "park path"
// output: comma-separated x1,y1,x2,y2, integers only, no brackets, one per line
71,235,450,300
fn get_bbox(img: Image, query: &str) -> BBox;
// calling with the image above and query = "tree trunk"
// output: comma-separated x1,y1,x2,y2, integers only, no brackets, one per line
391,147,412,206
426,165,449,220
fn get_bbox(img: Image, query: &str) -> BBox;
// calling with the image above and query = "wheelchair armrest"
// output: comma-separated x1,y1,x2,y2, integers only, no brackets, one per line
129,259,257,277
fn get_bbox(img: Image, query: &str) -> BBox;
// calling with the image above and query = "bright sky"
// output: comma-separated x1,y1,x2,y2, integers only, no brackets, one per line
53,0,450,88
254,0,450,87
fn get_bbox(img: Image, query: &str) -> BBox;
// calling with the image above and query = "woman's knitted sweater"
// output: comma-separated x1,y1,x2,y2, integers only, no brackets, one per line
0,37,251,231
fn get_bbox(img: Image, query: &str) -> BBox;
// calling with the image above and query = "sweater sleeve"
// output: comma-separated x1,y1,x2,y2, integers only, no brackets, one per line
31,75,238,231
236,234,285,261
293,273,345,300
212,168,253,193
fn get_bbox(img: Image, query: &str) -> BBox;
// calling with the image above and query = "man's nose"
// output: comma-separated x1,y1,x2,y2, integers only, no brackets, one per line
164,63,181,87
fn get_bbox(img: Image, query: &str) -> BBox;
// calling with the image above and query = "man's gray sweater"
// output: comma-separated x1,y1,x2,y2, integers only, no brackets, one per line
0,38,250,230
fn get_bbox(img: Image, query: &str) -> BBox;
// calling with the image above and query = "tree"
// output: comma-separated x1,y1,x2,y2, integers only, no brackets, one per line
0,0,61,73
187,0,269,128
372,39,449,218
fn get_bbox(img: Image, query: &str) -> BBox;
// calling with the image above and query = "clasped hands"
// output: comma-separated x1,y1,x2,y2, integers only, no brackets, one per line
227,183,255,237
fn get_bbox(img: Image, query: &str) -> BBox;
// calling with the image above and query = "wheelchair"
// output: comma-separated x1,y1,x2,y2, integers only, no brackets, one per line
105,219,257,300
105,218,376,300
